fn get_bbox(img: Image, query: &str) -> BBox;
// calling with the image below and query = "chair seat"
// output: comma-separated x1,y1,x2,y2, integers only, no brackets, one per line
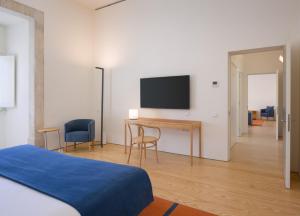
133,136,158,144
65,131,90,142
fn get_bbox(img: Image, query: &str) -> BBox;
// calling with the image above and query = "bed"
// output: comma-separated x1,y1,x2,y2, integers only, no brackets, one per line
0,145,153,216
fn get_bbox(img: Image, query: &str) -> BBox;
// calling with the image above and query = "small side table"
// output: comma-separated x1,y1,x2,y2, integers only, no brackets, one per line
38,128,61,151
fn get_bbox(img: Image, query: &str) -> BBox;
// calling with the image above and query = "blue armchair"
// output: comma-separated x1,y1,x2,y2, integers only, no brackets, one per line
64,119,95,151
248,111,253,126
261,106,275,119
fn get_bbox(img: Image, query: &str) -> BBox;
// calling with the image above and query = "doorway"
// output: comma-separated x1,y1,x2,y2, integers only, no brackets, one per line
0,9,34,147
228,46,291,189
0,1,44,147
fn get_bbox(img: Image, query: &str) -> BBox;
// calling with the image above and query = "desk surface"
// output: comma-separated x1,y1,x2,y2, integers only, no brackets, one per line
125,117,201,129
38,128,60,133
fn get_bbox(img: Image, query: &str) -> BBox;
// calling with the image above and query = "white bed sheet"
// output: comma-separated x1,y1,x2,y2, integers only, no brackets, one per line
0,177,80,216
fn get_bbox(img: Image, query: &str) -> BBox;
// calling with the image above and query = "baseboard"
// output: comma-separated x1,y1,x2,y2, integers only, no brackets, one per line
108,142,205,159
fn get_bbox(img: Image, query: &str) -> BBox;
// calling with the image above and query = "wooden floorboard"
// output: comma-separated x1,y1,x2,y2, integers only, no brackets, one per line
68,121,300,216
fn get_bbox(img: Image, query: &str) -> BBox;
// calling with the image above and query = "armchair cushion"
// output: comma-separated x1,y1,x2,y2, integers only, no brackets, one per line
65,131,90,143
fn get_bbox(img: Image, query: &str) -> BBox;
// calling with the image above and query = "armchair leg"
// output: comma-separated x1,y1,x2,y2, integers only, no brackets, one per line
74,142,77,149
89,142,92,152
65,142,68,152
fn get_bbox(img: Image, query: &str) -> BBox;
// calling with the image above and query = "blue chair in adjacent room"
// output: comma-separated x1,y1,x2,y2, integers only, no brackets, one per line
64,119,95,152
248,111,253,126
261,106,275,120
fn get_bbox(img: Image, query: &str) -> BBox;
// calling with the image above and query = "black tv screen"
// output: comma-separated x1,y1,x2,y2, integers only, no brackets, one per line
140,75,190,109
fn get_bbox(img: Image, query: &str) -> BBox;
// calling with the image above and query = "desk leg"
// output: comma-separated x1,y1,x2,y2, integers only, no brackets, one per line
199,127,201,158
43,133,48,150
190,128,193,166
124,122,127,154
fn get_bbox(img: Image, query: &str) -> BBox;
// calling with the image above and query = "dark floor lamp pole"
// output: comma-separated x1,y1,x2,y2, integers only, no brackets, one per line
96,67,104,148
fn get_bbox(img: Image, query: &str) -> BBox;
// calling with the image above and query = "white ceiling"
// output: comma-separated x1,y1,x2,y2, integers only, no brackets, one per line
74,0,122,10
231,50,284,74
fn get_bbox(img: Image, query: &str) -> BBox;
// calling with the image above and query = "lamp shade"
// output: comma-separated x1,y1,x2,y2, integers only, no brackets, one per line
129,109,139,120
279,55,284,63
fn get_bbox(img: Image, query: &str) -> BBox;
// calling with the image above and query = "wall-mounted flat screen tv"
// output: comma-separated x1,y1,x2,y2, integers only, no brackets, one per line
140,75,190,109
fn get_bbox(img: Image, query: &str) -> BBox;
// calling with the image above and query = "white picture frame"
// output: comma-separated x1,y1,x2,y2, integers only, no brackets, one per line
0,55,15,108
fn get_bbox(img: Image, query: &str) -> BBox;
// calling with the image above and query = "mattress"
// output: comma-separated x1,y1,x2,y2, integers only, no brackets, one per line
0,176,80,216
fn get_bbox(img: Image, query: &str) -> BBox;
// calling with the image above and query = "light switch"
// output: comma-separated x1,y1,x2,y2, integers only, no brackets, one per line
212,114,219,118
212,81,219,88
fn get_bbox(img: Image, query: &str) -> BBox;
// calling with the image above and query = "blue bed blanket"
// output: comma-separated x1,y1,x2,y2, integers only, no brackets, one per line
0,145,153,216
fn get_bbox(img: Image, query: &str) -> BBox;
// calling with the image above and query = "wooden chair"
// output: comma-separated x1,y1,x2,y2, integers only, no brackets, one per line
127,123,161,167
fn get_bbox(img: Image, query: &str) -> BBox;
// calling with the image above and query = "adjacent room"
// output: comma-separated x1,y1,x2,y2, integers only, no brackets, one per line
229,49,286,187
230,49,284,141
0,1,300,216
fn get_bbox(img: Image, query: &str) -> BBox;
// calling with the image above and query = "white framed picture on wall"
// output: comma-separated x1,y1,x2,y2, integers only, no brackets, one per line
0,55,15,108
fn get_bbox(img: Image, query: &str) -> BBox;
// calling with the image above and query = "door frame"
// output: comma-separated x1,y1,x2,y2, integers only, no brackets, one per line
227,45,290,188
237,71,242,137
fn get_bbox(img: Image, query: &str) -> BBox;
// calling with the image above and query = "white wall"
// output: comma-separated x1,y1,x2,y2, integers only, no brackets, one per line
290,12,300,173
291,44,300,173
14,0,95,148
248,74,277,111
0,25,6,146
0,25,5,52
95,0,299,161
240,72,249,134
243,51,283,74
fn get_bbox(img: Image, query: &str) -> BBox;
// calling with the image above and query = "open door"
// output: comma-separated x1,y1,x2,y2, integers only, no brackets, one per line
283,45,291,189
237,71,242,137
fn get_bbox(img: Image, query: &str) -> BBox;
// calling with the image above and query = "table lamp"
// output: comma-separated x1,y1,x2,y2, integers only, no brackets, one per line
129,109,139,120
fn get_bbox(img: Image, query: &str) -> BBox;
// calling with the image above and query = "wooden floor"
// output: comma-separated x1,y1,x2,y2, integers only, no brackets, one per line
68,121,300,216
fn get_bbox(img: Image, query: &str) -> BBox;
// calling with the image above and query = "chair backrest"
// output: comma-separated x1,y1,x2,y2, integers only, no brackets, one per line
266,106,274,115
127,122,144,143
65,119,94,132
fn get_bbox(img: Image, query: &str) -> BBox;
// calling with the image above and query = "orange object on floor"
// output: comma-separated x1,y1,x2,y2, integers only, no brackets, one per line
140,197,216,216
252,119,264,126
